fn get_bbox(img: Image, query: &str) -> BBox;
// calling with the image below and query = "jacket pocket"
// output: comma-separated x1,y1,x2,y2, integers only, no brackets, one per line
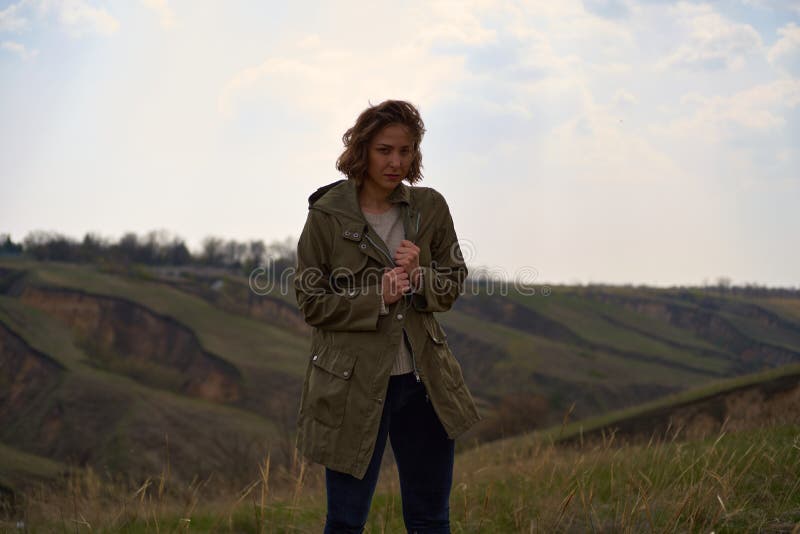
306,347,358,428
424,317,465,391
330,243,375,295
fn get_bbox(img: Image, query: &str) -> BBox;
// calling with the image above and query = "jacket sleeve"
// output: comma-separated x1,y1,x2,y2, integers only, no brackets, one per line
294,209,383,331
412,192,468,313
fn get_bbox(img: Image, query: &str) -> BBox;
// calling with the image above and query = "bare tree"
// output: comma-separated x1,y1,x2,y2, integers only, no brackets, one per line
201,236,225,266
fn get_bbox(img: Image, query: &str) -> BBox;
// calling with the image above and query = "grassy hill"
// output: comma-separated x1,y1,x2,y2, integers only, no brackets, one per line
0,259,304,492
4,361,798,532
442,283,800,441
1,256,799,499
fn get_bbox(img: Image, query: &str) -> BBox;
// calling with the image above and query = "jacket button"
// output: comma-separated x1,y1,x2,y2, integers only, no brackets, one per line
343,371,349,377
312,355,318,360
344,231,351,237
396,313,403,320
353,232,360,238
360,243,367,249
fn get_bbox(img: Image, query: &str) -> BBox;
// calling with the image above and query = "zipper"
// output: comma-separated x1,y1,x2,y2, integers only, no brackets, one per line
365,211,423,384
364,233,395,267
403,329,421,383
410,332,421,383
363,210,421,268
410,210,421,383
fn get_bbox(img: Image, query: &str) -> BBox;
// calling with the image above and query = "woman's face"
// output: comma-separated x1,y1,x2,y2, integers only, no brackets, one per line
364,123,414,194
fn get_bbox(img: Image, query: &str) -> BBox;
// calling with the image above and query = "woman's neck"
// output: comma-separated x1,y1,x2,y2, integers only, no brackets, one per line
358,182,394,214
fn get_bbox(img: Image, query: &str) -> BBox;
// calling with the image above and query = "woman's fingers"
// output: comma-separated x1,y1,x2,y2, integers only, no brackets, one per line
395,241,420,258
392,267,409,279
395,248,420,259
382,267,411,304
399,239,420,251
395,241,420,275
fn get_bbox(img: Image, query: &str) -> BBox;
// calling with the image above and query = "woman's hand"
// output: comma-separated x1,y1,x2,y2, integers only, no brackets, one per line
382,267,410,305
394,239,421,288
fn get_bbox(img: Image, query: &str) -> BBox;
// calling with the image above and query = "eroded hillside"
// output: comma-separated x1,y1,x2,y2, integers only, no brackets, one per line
560,365,800,445
1,257,799,492
19,286,241,402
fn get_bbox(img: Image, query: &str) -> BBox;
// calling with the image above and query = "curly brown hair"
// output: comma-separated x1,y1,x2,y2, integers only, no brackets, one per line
336,99,426,186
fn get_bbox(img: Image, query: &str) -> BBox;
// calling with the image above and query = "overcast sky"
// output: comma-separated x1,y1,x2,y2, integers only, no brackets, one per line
1,0,798,287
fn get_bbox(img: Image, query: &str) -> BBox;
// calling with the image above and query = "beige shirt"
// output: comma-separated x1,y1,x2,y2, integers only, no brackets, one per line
362,205,416,376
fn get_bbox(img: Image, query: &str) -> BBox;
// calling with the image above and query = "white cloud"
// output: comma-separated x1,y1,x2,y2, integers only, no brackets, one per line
297,34,320,49
1,40,38,59
510,0,634,51
741,0,800,15
4,0,119,38
614,89,637,107
655,79,800,138
582,0,631,19
545,94,683,185
413,0,496,47
217,41,465,124
216,0,629,124
216,2,504,121
592,61,632,74
659,3,763,71
50,0,119,36
0,1,29,32
768,22,800,75
141,0,174,29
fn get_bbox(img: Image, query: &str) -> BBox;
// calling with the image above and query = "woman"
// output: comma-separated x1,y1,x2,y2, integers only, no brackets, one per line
294,99,481,533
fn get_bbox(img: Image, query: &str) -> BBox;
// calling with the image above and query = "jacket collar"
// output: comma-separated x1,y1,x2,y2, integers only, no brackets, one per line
308,179,419,266
308,178,412,221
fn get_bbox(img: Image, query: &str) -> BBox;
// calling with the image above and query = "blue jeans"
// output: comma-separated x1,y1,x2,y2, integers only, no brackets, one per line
324,372,455,534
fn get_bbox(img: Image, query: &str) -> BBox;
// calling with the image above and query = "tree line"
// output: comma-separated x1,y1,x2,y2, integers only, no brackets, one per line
0,231,296,276
1,232,797,296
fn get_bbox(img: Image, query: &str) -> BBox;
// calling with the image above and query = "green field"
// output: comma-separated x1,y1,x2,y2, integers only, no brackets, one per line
6,392,798,532
2,257,800,514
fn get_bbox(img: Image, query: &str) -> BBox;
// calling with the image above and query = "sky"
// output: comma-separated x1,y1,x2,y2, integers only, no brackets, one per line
1,0,798,287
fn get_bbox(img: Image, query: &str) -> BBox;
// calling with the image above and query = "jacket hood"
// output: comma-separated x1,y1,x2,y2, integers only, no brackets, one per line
308,178,412,222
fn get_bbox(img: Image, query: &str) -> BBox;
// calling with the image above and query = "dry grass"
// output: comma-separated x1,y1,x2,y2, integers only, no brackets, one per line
3,422,799,533
3,447,323,533
449,423,800,533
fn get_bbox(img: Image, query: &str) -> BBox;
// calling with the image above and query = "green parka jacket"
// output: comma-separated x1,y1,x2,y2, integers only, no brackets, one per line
293,178,482,479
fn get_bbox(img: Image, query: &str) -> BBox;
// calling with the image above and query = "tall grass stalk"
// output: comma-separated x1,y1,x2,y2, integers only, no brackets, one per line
4,423,798,532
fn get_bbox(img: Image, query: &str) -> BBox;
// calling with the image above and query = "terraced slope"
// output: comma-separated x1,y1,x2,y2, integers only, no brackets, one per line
457,363,800,469
0,261,304,490
441,286,800,439
1,257,798,492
